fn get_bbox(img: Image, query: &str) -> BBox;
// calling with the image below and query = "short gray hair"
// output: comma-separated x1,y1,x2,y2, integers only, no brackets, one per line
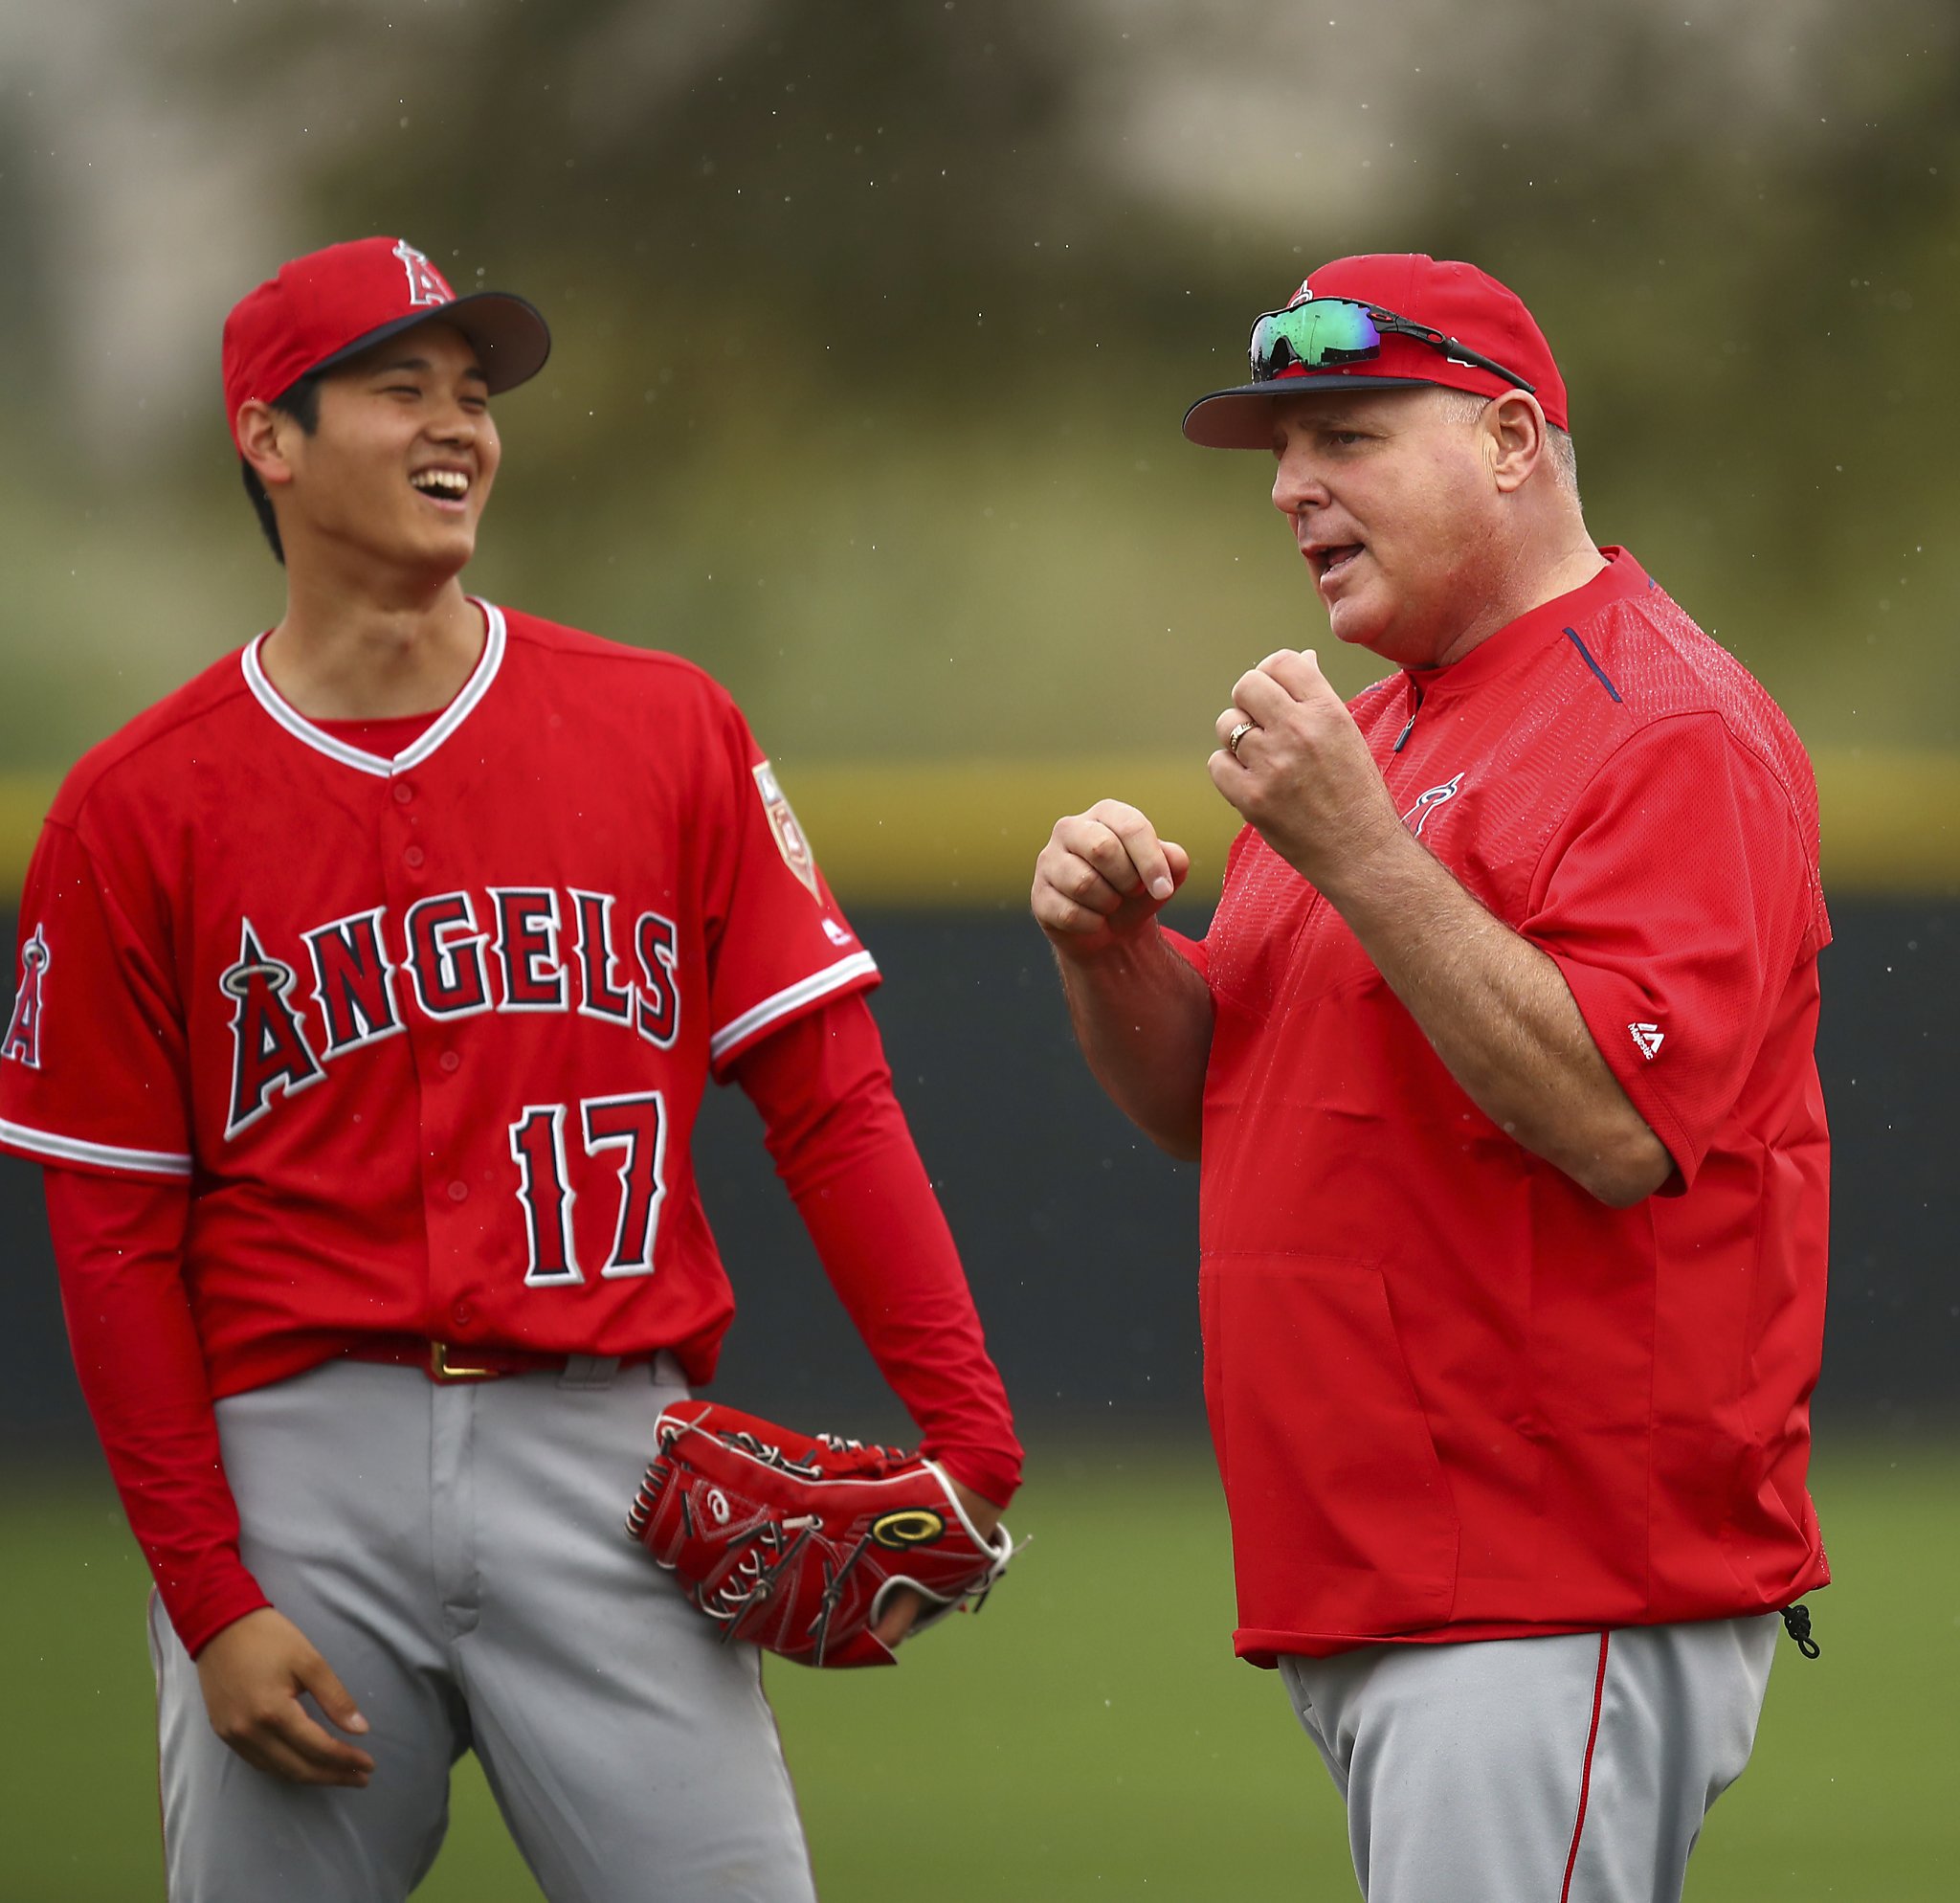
1432,388,1580,505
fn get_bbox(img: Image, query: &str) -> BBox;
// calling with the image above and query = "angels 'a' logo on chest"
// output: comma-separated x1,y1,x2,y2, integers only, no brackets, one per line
1400,771,1465,838
217,884,682,1139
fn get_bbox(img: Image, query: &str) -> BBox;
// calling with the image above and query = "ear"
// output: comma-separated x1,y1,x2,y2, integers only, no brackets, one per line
235,400,299,489
1484,392,1547,495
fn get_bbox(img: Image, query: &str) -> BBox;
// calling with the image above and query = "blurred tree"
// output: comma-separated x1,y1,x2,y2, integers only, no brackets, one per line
3,0,1956,772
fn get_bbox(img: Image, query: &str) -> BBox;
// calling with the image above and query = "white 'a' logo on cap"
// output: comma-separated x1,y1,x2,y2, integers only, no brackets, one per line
393,240,454,309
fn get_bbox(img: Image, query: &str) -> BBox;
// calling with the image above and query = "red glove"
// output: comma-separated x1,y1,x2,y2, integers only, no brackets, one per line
627,1400,1014,1668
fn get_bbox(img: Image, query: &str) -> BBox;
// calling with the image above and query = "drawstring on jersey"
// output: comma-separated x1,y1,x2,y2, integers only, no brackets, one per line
1392,683,1425,752
1779,1602,1820,1659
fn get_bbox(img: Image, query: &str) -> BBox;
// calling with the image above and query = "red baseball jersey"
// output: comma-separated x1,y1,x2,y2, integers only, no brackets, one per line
0,604,880,1397
1174,549,1833,1664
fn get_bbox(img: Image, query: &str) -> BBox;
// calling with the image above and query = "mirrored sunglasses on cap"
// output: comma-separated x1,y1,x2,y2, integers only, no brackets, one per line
1248,298,1536,393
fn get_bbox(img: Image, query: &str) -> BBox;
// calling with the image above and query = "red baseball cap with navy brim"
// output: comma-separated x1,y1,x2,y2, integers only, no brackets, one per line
1182,252,1568,448
221,236,550,451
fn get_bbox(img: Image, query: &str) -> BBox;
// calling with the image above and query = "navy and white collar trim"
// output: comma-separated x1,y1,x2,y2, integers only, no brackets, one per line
241,599,506,778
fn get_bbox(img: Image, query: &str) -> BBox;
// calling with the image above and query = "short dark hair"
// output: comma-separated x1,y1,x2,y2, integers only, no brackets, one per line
239,374,323,566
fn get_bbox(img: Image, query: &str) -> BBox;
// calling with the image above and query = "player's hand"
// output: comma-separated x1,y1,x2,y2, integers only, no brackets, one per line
1210,650,1402,894
1032,800,1191,958
870,1478,1004,1649
195,1606,376,1787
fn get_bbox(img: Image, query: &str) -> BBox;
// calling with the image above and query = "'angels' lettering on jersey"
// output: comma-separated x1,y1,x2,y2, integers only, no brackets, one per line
221,884,682,1139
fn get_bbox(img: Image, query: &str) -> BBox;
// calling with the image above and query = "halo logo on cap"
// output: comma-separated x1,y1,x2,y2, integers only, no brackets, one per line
393,241,454,310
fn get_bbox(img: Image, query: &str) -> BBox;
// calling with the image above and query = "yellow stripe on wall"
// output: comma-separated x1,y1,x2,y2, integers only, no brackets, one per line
786,748,1960,905
780,758,1246,908
0,777,45,898
1810,750,1960,897
2,750,1955,907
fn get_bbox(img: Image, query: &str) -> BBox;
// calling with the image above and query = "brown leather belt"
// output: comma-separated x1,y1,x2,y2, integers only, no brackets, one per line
343,1336,660,1384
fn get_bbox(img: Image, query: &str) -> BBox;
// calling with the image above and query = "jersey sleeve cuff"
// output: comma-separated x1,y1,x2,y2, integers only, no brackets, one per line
1543,951,1703,1191
707,952,880,1078
173,1576,277,1662
0,1117,193,1181
925,1443,1023,1511
1159,923,1209,982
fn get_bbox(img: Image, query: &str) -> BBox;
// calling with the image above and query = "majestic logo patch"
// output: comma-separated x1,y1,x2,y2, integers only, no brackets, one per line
1629,1021,1665,1061
3,925,50,1069
753,761,820,899
1401,772,1464,839
393,240,455,309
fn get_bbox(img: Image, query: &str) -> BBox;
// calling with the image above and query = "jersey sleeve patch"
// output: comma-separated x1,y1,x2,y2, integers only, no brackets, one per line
752,761,820,900
2,925,50,1069
3,821,196,1175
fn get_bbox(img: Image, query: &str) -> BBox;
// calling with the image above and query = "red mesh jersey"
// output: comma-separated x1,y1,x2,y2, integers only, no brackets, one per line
1182,549,1831,1662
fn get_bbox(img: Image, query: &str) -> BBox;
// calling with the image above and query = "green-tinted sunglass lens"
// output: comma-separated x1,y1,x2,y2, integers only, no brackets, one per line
1249,301,1381,377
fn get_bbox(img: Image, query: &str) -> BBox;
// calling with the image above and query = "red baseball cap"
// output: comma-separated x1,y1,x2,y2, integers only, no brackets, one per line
221,236,551,450
1182,253,1568,448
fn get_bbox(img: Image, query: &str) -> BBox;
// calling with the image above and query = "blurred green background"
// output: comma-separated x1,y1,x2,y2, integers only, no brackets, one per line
3,1,1957,1895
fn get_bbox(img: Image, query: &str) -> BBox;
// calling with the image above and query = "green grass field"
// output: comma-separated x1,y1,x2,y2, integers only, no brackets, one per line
6,1440,1955,1901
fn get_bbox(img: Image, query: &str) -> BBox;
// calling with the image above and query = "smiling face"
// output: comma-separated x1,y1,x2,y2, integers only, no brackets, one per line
269,320,501,583
1267,386,1512,668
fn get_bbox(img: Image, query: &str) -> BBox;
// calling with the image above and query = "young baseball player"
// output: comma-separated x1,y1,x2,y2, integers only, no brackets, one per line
0,235,1021,1902
1032,253,1829,1902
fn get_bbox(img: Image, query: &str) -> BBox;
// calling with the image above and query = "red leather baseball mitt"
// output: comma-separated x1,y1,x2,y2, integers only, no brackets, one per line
626,1399,1013,1668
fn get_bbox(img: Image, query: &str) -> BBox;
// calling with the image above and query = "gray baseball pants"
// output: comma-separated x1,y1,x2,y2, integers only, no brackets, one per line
1279,1613,1781,1903
148,1356,817,1903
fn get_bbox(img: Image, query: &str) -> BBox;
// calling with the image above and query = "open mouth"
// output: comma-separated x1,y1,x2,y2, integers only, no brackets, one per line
410,468,471,507
1312,543,1364,584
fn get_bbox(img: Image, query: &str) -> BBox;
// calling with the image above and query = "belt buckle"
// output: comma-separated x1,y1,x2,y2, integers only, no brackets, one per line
430,1340,495,1382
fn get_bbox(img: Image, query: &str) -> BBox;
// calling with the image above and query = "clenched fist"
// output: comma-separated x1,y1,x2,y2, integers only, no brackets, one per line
1031,799,1191,958
1209,648,1400,894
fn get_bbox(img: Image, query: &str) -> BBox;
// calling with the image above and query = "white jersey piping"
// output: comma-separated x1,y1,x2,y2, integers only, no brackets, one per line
0,1117,193,1178
240,600,507,779
708,952,880,1063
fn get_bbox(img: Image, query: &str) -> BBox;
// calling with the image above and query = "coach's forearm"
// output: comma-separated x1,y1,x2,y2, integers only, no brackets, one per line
1055,929,1214,1161
1319,830,1671,1206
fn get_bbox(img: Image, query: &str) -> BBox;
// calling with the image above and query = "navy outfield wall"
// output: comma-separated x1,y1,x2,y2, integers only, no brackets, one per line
1,899,1953,1457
